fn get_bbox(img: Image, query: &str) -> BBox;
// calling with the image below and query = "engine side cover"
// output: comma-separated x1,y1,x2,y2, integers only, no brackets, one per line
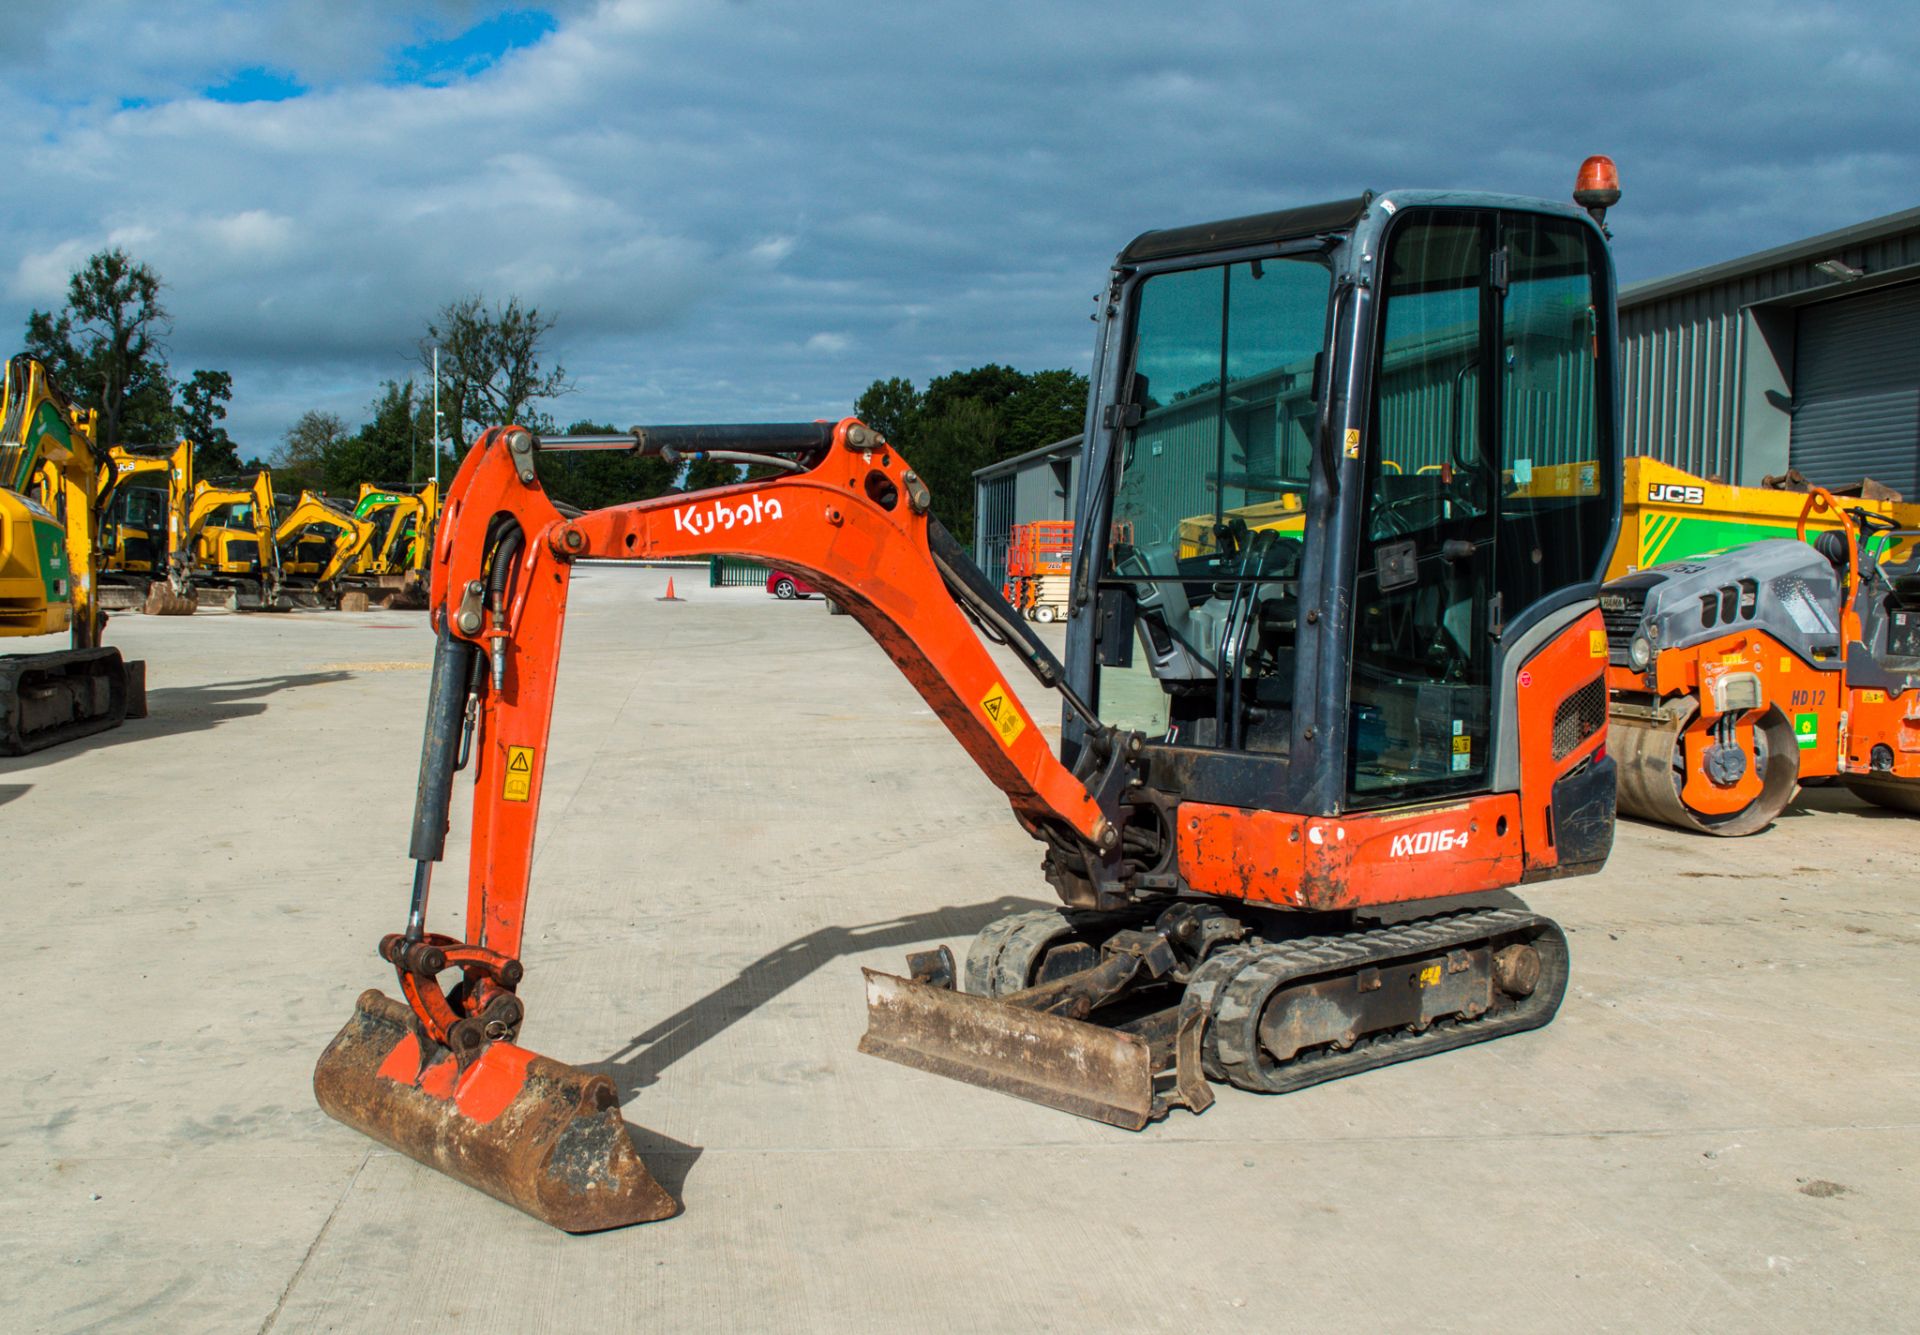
1605,540,1845,662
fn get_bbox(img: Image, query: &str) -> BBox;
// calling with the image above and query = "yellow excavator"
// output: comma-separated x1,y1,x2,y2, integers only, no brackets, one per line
0,356,146,752
100,441,196,614
185,471,281,610
273,489,377,609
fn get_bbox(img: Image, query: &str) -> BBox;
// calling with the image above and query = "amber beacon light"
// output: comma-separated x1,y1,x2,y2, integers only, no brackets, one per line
1573,155,1621,230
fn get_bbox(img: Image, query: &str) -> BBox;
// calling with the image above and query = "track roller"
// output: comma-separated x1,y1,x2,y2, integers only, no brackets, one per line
962,907,1143,997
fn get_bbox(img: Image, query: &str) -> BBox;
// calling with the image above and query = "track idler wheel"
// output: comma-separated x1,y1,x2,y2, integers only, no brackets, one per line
962,908,1143,998
1614,699,1799,836
313,990,678,1232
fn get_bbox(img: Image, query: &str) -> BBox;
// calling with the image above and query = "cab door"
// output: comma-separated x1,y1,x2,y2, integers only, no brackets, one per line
1348,211,1499,803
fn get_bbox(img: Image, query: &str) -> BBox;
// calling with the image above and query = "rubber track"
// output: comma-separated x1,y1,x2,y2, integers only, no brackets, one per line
963,911,1066,997
1205,908,1569,1094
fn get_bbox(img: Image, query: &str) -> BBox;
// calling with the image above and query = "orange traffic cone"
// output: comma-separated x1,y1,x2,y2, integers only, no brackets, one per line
657,577,684,603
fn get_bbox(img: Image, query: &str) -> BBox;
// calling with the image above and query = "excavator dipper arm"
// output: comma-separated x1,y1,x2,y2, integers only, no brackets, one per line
425,419,1111,972
316,418,1125,1231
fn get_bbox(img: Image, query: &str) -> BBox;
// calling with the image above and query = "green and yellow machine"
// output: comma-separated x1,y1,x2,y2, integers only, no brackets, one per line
0,356,146,753
273,489,376,608
347,480,437,606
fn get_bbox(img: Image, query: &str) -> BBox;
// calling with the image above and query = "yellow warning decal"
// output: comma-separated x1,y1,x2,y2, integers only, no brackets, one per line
1589,629,1606,658
1451,735,1471,754
1720,652,1745,666
1343,428,1361,459
504,745,535,802
979,682,1027,748
1862,689,1887,704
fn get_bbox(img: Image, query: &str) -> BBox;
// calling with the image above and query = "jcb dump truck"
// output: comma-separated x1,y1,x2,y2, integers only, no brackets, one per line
316,163,1627,1231
0,357,147,753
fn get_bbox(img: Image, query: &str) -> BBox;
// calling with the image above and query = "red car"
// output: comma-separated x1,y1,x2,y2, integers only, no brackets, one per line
765,570,820,600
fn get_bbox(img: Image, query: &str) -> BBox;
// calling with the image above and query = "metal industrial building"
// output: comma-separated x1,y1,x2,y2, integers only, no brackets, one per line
1620,204,1920,491
974,205,1920,571
972,435,1081,590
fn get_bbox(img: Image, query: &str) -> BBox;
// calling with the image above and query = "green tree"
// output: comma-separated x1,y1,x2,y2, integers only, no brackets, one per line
278,410,348,493
912,396,1001,541
683,456,741,493
422,295,572,448
324,380,426,490
24,247,175,446
852,376,920,446
851,364,1088,539
175,369,240,473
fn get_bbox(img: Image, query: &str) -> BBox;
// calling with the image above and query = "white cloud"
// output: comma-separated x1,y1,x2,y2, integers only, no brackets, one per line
0,0,1914,453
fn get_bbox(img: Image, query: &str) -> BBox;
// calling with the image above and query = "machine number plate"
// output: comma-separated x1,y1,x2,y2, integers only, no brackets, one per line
504,745,535,801
979,683,1027,747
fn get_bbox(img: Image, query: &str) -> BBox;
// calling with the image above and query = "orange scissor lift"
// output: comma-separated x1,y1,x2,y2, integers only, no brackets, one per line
1003,519,1073,623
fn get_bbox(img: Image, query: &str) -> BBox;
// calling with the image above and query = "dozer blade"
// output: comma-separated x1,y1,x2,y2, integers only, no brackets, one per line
314,990,678,1232
858,968,1156,1130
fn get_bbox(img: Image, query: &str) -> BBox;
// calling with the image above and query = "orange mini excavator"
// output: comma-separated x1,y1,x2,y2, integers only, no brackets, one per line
317,167,1627,1231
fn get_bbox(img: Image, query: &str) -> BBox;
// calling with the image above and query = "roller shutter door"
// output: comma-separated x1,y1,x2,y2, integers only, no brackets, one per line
1789,280,1920,496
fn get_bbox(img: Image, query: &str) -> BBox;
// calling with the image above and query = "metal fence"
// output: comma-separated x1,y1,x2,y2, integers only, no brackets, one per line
709,556,769,587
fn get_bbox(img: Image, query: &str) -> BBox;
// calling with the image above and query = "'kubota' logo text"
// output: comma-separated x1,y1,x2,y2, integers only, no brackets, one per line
672,493,784,535
1389,829,1471,857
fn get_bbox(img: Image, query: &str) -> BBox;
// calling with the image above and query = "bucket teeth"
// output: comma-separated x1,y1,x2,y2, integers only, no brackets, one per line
314,990,678,1232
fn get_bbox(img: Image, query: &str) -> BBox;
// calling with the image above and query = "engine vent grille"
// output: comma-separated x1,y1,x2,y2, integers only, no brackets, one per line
1598,590,1646,667
1553,676,1608,761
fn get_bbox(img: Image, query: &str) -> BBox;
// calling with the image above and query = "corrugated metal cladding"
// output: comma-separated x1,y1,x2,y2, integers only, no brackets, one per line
972,438,1080,587
976,473,1015,588
1791,281,1920,495
1618,211,1920,482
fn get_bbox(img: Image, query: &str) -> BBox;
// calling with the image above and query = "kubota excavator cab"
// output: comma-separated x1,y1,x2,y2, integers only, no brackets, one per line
315,165,1625,1232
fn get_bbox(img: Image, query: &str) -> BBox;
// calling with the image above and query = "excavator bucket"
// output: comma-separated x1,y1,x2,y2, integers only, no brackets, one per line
314,990,678,1232
858,968,1158,1130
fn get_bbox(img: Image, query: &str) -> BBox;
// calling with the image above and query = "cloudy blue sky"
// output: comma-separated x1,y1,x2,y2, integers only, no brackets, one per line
1,1,1914,453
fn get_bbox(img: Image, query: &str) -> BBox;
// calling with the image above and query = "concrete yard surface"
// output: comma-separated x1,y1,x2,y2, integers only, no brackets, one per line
2,565,1915,1333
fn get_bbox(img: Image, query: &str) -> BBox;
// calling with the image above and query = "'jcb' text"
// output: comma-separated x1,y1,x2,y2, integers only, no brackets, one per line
1647,482,1705,505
